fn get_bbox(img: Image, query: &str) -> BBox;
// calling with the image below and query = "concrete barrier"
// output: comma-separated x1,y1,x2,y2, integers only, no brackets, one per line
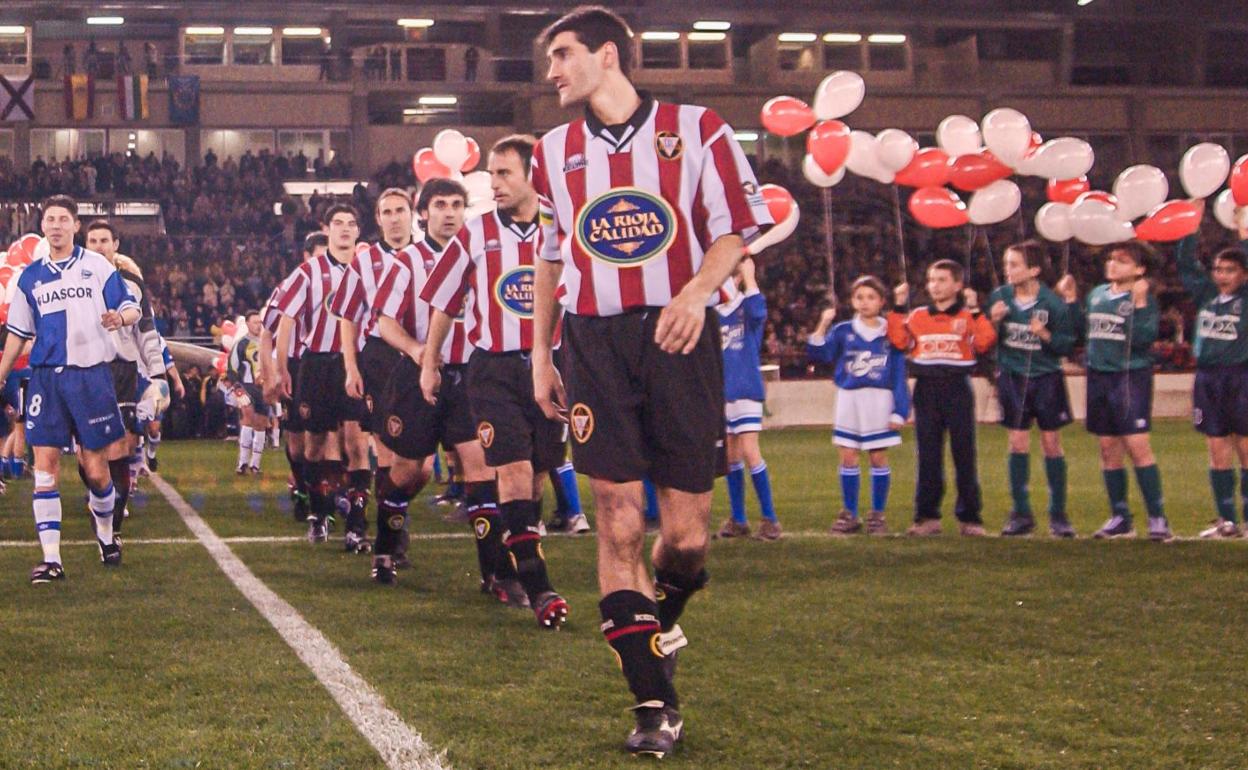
763,373,1196,428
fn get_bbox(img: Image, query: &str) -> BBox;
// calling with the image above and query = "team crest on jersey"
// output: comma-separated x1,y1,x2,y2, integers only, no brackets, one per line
1032,309,1049,325
473,516,491,540
655,131,683,161
742,181,757,195
563,153,587,174
386,415,403,438
493,266,535,318
1117,301,1133,316
477,421,495,447
570,403,594,443
575,187,677,266
81,269,92,278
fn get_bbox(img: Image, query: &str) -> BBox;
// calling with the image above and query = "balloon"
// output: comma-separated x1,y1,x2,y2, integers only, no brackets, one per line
1179,142,1230,199
461,137,481,172
1135,200,1203,242
219,320,236,340
463,170,493,205
812,71,865,121
1070,196,1134,246
968,180,1021,225
1232,154,1248,207
875,129,917,173
981,108,1032,166
1047,176,1090,204
894,147,951,188
432,129,471,172
806,120,851,175
1076,190,1118,209
949,151,1013,192
802,154,846,188
1035,202,1074,242
5,247,26,267
213,351,227,376
6,234,36,266
0,265,13,288
1214,189,1239,230
748,185,801,255
413,147,451,183
1019,137,1094,180
936,115,981,158
845,130,884,179
908,186,969,229
761,95,815,137
1025,131,1043,158
1112,165,1168,222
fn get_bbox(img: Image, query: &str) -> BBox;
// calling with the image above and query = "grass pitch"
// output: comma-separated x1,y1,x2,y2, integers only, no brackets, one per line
2,421,1247,768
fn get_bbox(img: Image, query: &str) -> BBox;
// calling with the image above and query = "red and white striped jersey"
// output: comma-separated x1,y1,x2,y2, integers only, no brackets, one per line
328,241,403,350
374,238,474,366
262,274,306,359
532,97,772,317
271,252,351,354
420,209,539,353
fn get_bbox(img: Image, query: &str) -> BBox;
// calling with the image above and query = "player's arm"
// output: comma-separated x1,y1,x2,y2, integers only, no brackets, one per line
886,289,913,351
0,331,25,388
418,311,453,405
1175,233,1216,307
1040,296,1077,357
888,346,911,426
968,300,997,354
806,308,839,364
377,316,423,365
531,257,567,422
655,233,745,355
275,315,296,397
165,359,185,400
339,319,363,398
1129,288,1160,351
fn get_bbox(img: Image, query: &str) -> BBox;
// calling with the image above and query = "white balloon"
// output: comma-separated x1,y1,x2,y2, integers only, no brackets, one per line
432,129,470,172
803,154,846,188
980,108,1032,166
875,128,917,173
1214,189,1239,230
1035,202,1073,242
1180,142,1231,199
462,170,493,205
968,180,1021,225
1070,197,1135,246
1020,137,1094,180
746,198,800,256
845,130,883,178
936,115,981,158
4,265,24,305
812,70,865,121
1112,165,1169,222
33,236,49,262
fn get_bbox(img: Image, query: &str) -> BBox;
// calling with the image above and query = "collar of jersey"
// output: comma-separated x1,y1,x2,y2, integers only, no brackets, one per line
584,90,656,152
926,296,965,316
852,315,886,341
45,245,81,274
496,208,538,241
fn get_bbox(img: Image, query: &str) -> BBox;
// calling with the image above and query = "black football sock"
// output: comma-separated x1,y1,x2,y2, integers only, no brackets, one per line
654,567,708,632
600,590,678,708
109,458,131,534
466,481,505,581
346,468,372,536
502,499,553,598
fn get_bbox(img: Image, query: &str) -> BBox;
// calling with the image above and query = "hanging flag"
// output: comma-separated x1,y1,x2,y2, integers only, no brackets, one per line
0,75,34,121
168,75,200,125
63,74,95,120
117,74,149,120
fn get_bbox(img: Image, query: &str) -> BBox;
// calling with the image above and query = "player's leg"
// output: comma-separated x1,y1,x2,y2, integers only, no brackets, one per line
236,404,255,474
302,429,337,542
945,377,984,534
1235,435,1248,528
1123,431,1170,541
340,419,373,552
30,445,69,580
740,429,779,540
829,444,863,535
1093,435,1134,538
1002,428,1035,536
1038,430,1073,537
104,433,133,535
866,448,891,534
909,379,946,534
245,403,269,473
717,432,749,537
1201,436,1239,537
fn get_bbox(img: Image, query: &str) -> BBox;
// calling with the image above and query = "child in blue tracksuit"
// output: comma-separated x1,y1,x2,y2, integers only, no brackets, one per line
808,275,910,535
714,257,781,541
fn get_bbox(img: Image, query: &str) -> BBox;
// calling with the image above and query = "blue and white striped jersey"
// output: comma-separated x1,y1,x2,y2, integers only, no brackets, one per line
6,245,138,368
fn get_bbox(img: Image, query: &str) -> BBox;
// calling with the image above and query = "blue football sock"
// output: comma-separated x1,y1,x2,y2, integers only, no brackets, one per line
750,462,777,522
643,478,659,521
870,466,891,513
432,451,442,480
727,462,747,524
840,465,861,517
556,461,581,515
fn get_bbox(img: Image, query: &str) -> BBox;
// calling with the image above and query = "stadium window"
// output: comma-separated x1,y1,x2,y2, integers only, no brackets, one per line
406,47,447,81
0,26,29,65
687,34,728,70
183,27,225,65
822,34,863,70
1206,31,1248,87
280,29,326,66
0,129,13,160
777,38,817,71
232,27,274,66
200,129,275,162
30,128,105,161
640,34,682,69
106,129,186,164
329,130,351,164
866,35,908,71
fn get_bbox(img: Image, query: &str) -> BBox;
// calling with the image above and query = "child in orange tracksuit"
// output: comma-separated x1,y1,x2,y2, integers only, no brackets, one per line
889,259,997,536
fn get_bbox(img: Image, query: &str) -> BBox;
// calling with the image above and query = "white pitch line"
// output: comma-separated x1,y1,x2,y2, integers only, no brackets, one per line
147,474,450,770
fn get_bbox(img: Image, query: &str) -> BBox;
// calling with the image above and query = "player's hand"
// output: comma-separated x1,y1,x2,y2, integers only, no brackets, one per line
279,368,292,399
100,310,124,331
533,359,568,423
1056,274,1077,303
1029,315,1051,340
888,418,904,431
172,377,186,401
893,282,909,307
344,366,364,399
819,306,837,326
419,362,441,406
655,286,708,355
962,288,979,311
1131,278,1150,306
989,301,1008,323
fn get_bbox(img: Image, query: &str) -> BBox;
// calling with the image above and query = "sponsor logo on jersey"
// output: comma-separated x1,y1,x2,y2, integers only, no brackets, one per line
845,350,889,377
477,421,495,447
570,403,594,443
493,266,534,318
655,131,683,160
563,153,587,174
1197,309,1240,342
575,187,677,266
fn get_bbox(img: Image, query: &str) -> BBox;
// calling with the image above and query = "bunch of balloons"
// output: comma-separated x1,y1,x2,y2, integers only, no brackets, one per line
412,128,493,218
0,234,38,325
1212,153,1248,232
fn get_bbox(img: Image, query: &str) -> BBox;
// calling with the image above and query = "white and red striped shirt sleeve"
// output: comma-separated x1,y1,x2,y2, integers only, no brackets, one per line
420,232,473,319
696,108,773,246
374,252,414,337
272,264,310,321
330,258,369,326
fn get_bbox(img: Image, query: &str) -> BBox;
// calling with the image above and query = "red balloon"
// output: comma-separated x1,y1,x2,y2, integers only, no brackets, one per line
461,138,481,173
759,184,794,225
1231,155,1248,207
806,120,851,175
413,147,451,183
949,151,1013,192
894,148,951,189
0,265,12,286
213,351,227,376
1047,176,1090,204
908,186,969,229
761,96,816,138
1075,190,1118,209
5,248,26,267
1135,200,1202,242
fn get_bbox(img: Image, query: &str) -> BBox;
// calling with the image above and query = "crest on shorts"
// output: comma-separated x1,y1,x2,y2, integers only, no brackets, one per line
364,394,374,413
574,187,677,267
493,266,535,318
386,415,403,438
387,513,406,531
478,421,495,448
473,516,491,539
655,131,683,161
570,403,594,444
298,402,311,420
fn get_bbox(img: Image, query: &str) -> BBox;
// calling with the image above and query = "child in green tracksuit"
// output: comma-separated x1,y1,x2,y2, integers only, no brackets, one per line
1175,220,1248,539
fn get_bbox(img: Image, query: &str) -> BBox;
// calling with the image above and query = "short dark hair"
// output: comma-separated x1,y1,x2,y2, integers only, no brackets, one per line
245,308,261,319
41,194,78,220
416,178,468,215
375,187,412,212
1005,239,1048,273
490,134,538,174
85,219,118,240
303,232,328,253
321,203,360,227
928,259,964,283
1214,247,1248,271
540,5,634,76
1106,240,1157,275
850,275,888,305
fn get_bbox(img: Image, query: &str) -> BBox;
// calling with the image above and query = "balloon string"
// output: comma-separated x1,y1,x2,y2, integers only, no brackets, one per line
891,185,907,287
1062,241,1071,276
821,187,836,301
964,225,976,278
983,228,1000,288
